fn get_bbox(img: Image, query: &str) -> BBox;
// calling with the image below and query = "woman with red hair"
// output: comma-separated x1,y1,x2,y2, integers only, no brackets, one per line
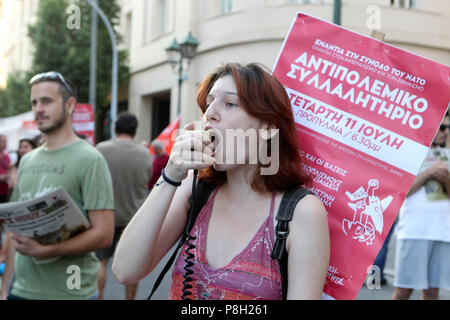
113,63,330,300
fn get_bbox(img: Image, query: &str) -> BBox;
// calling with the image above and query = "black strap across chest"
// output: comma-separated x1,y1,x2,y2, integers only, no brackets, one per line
271,187,314,299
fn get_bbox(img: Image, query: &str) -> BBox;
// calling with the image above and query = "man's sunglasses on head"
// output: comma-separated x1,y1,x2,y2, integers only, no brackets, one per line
29,71,74,97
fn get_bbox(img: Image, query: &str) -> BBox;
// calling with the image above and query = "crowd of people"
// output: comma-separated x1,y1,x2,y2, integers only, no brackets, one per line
0,67,448,300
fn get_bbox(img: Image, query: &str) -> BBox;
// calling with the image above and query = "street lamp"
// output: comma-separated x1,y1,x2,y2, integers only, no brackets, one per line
166,31,199,116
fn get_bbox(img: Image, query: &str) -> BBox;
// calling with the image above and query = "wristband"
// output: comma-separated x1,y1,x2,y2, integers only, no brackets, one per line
161,168,182,187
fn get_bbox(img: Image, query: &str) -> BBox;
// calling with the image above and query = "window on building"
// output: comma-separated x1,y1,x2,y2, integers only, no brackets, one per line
390,0,416,9
145,0,171,42
159,0,168,35
125,12,132,50
221,0,234,14
288,0,325,4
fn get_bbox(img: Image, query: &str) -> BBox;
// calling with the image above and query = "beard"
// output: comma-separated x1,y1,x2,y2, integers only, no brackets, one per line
38,107,68,134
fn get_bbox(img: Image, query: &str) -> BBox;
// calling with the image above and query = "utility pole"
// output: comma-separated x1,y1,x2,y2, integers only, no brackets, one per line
89,0,98,114
333,0,342,25
84,0,118,139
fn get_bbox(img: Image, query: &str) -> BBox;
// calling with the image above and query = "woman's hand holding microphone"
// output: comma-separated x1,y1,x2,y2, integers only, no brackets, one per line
164,122,216,183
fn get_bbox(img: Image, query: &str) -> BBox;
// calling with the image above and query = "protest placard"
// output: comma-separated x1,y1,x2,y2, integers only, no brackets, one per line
273,12,450,299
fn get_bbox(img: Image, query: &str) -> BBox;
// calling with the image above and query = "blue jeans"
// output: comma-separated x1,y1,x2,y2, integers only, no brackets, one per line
373,221,395,280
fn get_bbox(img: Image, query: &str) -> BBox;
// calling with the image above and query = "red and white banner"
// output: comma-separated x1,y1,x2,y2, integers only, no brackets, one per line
273,13,450,300
72,104,95,145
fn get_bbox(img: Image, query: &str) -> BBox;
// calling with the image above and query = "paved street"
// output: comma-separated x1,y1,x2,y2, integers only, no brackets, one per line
103,245,176,300
356,233,450,300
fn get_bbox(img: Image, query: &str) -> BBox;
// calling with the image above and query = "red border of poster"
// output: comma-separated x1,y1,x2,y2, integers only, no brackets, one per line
273,13,450,299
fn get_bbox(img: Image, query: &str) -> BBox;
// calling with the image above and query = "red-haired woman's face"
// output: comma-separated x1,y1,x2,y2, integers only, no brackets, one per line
202,75,267,172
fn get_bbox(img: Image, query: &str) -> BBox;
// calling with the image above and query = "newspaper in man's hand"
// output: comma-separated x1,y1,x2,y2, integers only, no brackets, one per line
0,188,90,245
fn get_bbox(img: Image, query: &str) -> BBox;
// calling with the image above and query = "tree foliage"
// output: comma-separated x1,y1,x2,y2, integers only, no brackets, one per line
0,0,129,140
0,72,30,117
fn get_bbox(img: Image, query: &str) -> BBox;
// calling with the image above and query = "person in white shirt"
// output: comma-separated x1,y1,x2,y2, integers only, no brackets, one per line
392,112,450,300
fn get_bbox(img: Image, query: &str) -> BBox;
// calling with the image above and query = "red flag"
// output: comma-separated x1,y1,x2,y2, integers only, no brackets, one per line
149,115,181,156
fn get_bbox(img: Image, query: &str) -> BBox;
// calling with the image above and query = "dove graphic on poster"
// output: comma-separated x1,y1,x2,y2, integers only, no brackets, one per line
343,179,393,246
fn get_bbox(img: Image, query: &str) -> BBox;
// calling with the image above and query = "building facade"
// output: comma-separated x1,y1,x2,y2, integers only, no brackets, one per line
0,0,38,88
1,1,448,142
119,0,450,143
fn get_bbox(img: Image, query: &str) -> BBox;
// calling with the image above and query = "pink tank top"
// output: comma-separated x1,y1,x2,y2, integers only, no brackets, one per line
169,186,282,300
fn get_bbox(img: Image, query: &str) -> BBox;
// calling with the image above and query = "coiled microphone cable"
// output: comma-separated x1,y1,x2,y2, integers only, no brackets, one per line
181,169,198,300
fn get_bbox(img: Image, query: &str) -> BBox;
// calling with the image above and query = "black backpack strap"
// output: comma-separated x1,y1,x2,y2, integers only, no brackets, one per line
147,236,186,299
272,187,314,300
147,179,216,300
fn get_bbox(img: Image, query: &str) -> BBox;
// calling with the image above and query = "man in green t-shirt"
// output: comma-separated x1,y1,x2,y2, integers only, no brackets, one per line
0,72,114,300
